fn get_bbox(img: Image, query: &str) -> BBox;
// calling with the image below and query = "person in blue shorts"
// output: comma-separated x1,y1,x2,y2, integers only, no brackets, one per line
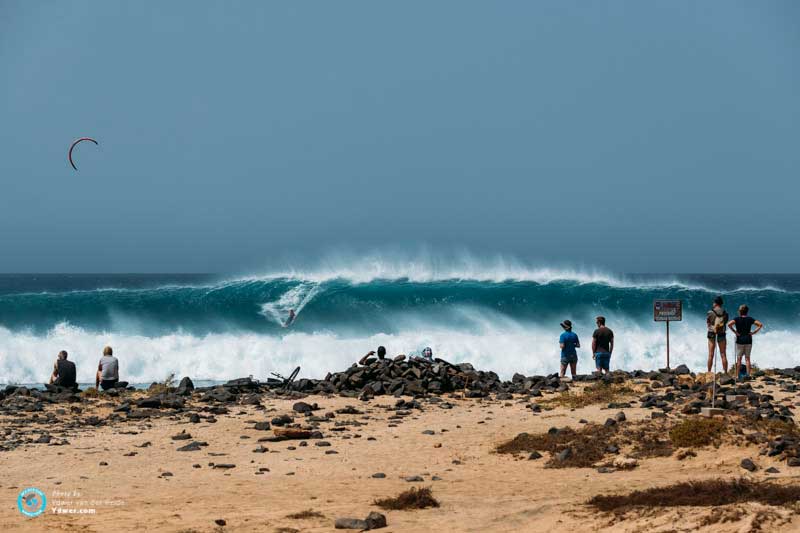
559,319,580,379
592,316,614,375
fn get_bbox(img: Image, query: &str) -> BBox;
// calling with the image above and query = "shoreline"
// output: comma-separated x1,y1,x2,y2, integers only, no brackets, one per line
2,359,800,532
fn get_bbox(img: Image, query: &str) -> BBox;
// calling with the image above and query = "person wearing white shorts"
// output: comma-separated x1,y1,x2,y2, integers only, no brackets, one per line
727,304,763,379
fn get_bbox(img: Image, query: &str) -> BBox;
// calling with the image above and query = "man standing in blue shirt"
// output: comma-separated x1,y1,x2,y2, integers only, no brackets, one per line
559,320,580,379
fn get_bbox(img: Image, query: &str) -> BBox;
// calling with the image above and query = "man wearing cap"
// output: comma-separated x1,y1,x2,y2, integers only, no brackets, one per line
559,320,580,379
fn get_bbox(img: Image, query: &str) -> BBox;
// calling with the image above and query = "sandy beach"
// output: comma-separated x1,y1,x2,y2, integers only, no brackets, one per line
3,367,800,533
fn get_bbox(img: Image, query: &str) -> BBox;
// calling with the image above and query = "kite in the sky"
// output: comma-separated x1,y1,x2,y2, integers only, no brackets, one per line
68,137,98,170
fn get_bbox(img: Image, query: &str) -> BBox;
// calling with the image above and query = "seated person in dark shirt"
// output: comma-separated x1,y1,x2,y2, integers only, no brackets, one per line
49,350,77,389
359,345,388,365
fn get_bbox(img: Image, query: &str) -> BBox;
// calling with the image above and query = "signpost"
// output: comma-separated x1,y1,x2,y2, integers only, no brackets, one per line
654,300,682,369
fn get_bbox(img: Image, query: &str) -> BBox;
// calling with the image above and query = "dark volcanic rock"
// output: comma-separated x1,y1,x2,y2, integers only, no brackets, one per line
177,376,195,395
335,518,368,530
741,458,758,472
177,441,208,452
293,401,317,413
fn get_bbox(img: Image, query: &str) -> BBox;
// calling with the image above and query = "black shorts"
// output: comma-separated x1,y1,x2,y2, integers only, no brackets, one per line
100,379,118,391
707,332,726,341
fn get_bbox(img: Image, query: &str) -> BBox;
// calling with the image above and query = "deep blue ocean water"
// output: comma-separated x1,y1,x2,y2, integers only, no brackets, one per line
1,271,798,385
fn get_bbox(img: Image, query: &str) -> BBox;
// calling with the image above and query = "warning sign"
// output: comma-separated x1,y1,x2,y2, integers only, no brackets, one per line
654,300,682,322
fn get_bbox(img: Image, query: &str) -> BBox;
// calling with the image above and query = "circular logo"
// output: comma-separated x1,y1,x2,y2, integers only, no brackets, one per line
18,488,47,517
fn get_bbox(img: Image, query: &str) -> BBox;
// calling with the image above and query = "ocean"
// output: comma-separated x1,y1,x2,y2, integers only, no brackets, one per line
1,264,798,385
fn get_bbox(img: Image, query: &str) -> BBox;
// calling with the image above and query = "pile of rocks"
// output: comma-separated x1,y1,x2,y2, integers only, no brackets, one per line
0,385,82,414
637,365,799,424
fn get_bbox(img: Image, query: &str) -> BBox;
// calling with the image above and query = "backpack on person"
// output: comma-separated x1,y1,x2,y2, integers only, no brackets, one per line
711,308,727,334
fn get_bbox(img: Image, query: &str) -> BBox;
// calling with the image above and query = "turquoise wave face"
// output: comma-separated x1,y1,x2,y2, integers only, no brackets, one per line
0,275,798,336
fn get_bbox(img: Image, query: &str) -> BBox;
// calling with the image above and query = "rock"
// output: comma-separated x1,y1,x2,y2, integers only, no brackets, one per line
765,467,780,473
528,451,542,460
188,413,201,423
271,414,293,426
556,448,573,462
177,441,208,452
372,472,386,478
273,428,314,439
252,445,268,453
604,418,617,427
404,475,424,482
365,512,387,529
253,422,271,431
787,457,800,467
651,412,667,419
136,397,162,409
741,458,758,472
214,519,226,526
177,376,194,395
213,464,236,469
612,457,638,470
335,518,369,530
597,467,616,474
315,441,331,447
171,430,192,441
293,401,316,414
674,364,691,375
614,411,626,422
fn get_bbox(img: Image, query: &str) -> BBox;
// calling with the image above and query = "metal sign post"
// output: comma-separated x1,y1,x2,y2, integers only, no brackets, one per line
654,300,682,370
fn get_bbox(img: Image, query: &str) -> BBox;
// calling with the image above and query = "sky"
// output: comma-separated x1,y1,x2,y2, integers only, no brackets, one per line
1,1,798,274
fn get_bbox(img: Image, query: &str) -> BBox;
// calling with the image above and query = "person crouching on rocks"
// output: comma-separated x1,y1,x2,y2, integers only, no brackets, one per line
96,346,120,391
559,320,580,379
359,346,388,365
50,350,77,389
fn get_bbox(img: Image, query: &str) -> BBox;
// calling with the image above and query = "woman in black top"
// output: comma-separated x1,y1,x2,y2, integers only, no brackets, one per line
727,304,763,378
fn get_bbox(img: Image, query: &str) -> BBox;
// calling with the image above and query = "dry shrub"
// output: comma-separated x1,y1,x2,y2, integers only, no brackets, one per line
81,387,99,398
669,417,725,448
285,509,324,519
588,479,800,512
622,424,673,458
699,506,748,526
541,382,635,409
374,487,440,510
496,423,618,468
745,418,799,439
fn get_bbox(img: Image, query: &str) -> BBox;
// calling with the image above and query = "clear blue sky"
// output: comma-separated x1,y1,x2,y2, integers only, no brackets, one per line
1,1,798,273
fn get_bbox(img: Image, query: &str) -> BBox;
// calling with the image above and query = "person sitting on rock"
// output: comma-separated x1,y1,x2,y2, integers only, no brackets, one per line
410,346,434,363
359,346,387,365
49,350,77,389
95,345,120,391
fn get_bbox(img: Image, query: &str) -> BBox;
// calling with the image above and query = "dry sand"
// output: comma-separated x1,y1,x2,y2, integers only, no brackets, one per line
2,380,800,532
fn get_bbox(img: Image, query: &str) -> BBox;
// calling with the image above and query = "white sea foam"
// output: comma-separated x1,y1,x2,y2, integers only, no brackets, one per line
1,315,795,385
230,250,792,293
